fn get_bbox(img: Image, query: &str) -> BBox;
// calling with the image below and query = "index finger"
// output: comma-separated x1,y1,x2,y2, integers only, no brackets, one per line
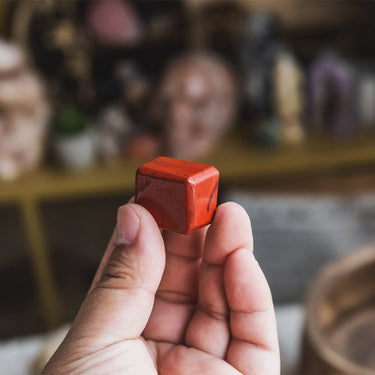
225,249,280,375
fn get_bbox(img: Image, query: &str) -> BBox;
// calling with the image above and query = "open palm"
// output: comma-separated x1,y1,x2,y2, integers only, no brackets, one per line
43,202,279,375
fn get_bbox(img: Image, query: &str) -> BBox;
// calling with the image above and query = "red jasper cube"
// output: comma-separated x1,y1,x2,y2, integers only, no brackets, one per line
135,156,219,234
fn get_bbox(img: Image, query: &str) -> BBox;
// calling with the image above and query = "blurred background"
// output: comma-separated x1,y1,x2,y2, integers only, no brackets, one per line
0,1,375,374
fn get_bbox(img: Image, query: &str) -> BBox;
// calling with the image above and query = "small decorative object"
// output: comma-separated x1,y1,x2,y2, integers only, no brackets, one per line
301,246,375,374
274,53,305,144
136,156,219,234
241,12,282,122
94,106,133,160
83,0,143,46
240,11,304,146
114,60,151,126
0,40,50,180
116,61,148,103
152,52,237,161
53,107,95,170
125,131,160,159
309,53,356,136
357,71,375,127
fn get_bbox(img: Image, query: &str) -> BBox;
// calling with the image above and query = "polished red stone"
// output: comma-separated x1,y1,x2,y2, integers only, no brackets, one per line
135,156,219,234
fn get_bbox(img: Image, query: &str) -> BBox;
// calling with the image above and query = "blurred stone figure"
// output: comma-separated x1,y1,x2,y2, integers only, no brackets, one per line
0,40,50,180
309,53,356,136
241,12,304,145
274,53,305,144
356,71,375,128
241,12,280,121
152,52,236,161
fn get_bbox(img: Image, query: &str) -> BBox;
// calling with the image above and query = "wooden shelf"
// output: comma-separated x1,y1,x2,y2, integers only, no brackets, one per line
1,133,375,203
205,133,375,183
0,158,140,204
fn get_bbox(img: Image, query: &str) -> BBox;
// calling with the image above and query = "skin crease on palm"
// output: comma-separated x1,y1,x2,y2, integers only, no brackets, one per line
42,200,280,375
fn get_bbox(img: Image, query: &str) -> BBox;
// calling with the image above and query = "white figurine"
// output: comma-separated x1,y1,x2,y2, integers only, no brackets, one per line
0,40,50,180
95,106,133,160
273,53,305,145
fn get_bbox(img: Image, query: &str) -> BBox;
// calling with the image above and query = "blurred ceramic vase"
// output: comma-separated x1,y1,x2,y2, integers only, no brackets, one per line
54,130,95,170
53,108,96,170
152,52,236,161
0,40,50,180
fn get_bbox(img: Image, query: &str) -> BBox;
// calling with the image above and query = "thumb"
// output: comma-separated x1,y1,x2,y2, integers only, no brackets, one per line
66,203,166,346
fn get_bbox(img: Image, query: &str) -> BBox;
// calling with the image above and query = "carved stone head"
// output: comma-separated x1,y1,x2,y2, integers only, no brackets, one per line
153,52,236,161
0,41,50,180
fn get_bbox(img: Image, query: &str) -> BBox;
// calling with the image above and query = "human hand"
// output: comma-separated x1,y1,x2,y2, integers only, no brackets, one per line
43,201,279,374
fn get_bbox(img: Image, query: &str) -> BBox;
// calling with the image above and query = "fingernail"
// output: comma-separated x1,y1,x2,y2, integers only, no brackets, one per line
116,206,139,245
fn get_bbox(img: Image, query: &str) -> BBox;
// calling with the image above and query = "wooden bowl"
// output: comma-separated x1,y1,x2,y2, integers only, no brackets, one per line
301,246,375,374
